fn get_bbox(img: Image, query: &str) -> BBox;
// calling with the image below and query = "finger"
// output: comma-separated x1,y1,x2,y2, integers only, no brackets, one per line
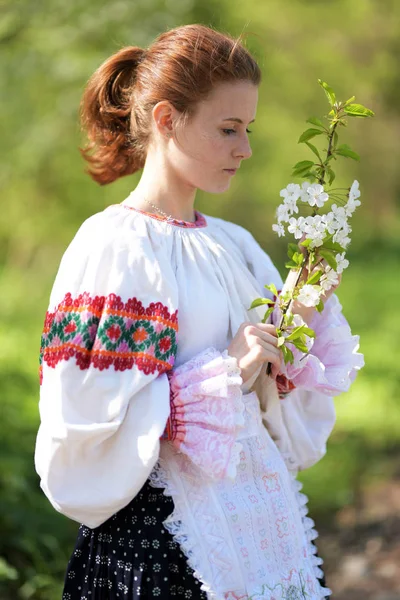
255,323,278,337
254,339,282,366
253,329,279,347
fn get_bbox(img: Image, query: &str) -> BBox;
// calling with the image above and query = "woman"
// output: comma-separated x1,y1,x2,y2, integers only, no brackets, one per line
35,23,363,600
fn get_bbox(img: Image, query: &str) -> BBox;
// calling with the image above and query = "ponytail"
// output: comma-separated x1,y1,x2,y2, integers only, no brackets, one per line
79,46,146,185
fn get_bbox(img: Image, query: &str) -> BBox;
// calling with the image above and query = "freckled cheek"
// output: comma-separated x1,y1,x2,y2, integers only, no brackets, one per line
195,135,226,167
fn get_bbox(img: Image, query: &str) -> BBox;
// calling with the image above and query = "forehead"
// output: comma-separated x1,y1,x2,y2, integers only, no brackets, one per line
198,81,258,121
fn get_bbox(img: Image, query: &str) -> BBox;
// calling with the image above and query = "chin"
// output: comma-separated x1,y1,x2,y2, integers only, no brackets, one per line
197,180,231,194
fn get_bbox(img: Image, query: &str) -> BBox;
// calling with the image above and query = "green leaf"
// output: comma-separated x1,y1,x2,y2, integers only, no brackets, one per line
318,248,338,270
306,269,323,285
292,252,304,266
293,160,315,170
290,338,309,353
333,131,339,149
292,167,316,178
298,129,324,143
285,261,299,269
327,166,336,184
306,116,325,129
300,238,312,248
292,164,316,177
277,336,286,348
335,144,360,161
285,325,305,341
264,282,278,297
316,299,325,313
261,307,274,323
318,79,337,106
344,103,375,118
287,243,299,259
321,238,346,252
301,326,316,338
281,344,295,364
249,297,275,309
305,141,322,162
344,95,356,106
285,313,295,327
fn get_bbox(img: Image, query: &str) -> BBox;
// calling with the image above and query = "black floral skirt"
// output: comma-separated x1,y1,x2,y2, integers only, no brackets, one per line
62,479,328,599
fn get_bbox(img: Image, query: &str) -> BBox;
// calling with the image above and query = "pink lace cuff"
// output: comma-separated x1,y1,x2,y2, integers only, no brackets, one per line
161,347,245,480
272,294,364,396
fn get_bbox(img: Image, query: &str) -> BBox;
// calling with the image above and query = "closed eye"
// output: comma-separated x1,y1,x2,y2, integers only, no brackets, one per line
222,128,252,135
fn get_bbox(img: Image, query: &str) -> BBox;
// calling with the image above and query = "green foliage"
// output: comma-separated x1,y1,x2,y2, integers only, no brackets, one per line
249,297,275,308
344,103,375,118
318,248,338,270
298,129,324,143
335,144,360,160
318,79,337,106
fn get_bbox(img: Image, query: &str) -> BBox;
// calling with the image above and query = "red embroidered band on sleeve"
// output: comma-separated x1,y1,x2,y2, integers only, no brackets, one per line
39,292,178,384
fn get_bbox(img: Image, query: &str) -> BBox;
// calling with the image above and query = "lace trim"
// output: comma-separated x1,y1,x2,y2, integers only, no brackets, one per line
149,457,220,598
290,474,333,598
165,347,245,480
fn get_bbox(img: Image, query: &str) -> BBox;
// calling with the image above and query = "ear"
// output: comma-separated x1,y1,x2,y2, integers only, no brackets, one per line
152,101,178,137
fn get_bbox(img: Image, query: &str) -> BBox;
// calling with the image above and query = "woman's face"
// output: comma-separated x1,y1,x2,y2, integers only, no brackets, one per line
168,80,258,193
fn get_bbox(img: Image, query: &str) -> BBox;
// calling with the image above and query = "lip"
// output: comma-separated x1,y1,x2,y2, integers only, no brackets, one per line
223,169,238,175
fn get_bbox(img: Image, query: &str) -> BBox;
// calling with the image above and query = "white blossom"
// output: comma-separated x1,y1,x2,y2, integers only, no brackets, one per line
309,235,324,248
280,183,301,203
303,216,326,248
272,223,285,237
333,229,351,248
345,182,361,215
321,211,338,234
287,217,305,239
306,184,329,208
296,284,321,307
311,214,327,233
335,252,349,274
331,204,347,228
349,179,361,202
320,269,339,291
276,204,291,223
285,196,299,214
299,181,312,203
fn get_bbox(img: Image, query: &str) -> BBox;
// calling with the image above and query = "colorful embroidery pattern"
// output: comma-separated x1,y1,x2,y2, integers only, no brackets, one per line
39,292,178,384
224,568,312,599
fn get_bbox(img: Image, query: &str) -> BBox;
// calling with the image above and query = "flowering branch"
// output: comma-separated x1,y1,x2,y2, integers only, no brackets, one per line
249,80,374,376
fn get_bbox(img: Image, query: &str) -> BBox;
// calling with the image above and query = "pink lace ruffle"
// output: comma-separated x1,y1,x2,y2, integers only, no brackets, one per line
167,347,245,480
273,294,364,396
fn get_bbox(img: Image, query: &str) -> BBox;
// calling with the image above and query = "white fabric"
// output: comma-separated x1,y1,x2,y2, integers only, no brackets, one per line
150,390,331,599
35,201,362,597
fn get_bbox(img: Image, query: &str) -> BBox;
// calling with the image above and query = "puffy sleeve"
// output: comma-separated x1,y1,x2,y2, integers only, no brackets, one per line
34,212,179,528
237,226,364,471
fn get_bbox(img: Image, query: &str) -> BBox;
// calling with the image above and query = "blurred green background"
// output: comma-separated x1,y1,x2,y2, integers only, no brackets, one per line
1,0,399,598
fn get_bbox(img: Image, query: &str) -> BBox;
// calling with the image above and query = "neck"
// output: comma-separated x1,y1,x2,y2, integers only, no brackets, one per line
127,150,198,222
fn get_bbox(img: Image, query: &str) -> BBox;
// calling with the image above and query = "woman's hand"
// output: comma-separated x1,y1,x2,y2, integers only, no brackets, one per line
227,322,281,385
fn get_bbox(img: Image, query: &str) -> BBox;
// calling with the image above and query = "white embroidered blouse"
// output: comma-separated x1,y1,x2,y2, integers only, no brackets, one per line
35,200,364,600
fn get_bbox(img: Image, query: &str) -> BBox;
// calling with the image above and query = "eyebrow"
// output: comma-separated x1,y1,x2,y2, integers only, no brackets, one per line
222,117,255,124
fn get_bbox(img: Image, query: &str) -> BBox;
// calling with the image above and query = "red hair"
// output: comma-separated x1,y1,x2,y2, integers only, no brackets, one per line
80,24,261,185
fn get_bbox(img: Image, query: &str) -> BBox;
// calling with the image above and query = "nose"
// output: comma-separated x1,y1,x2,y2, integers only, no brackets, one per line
234,135,252,160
